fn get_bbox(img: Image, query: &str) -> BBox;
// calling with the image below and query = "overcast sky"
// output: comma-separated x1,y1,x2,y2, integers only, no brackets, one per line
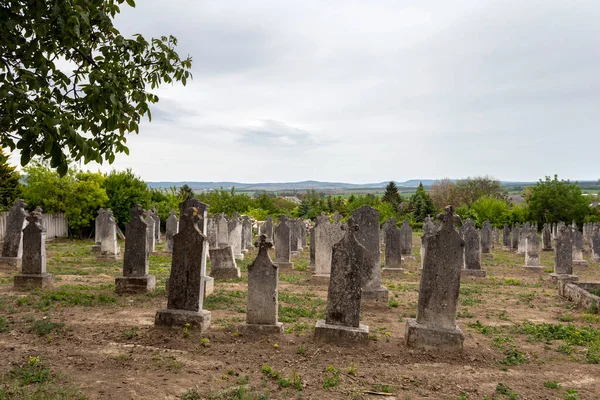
85,0,600,183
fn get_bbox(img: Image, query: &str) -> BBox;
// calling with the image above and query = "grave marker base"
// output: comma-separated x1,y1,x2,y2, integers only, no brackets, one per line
155,309,211,332
238,322,284,335
314,320,369,345
14,273,53,289
115,275,156,294
405,319,464,352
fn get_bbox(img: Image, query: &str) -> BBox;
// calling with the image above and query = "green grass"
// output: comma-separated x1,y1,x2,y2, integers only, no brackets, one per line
543,380,561,389
30,318,65,336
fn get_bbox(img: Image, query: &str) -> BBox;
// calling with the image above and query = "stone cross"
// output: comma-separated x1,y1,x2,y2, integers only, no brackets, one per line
179,199,209,235
405,205,465,351
1,199,29,268
239,235,283,334
165,211,179,252
116,205,155,294
14,208,52,289
314,217,369,344
156,207,211,331
460,219,485,277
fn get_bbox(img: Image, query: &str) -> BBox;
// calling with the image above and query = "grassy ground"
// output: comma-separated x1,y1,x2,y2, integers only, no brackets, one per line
0,234,598,399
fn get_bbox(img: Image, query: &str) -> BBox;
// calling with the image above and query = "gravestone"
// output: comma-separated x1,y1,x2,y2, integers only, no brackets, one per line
241,216,253,251
116,205,156,293
264,216,274,242
165,211,179,252
420,216,436,270
151,208,161,243
300,222,307,248
542,223,553,251
383,219,403,276
228,216,244,260
156,207,211,331
399,219,413,257
502,225,511,250
314,218,369,344
274,218,293,269
14,208,52,289
592,228,600,262
405,206,464,351
460,219,485,277
523,231,543,271
144,211,156,253
309,219,316,269
517,223,529,254
550,225,578,284
552,223,557,241
313,213,344,282
290,218,300,255
92,208,105,253
209,246,241,279
494,227,501,246
239,235,283,334
98,209,120,259
207,216,218,249
217,214,229,247
572,222,588,267
0,199,29,269
480,220,493,257
352,206,388,303
511,223,519,251
382,218,396,245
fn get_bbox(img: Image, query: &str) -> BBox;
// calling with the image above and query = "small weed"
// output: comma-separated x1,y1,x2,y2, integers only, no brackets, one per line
322,365,340,389
183,322,190,338
467,320,499,335
30,318,65,336
498,347,527,366
543,380,561,389
457,308,474,318
10,356,51,385
388,299,399,308
372,384,394,393
495,382,518,399
564,388,580,400
201,337,211,347
557,343,573,355
346,363,357,376
296,345,305,355
558,314,574,322
181,387,202,400
123,326,138,340
0,315,10,332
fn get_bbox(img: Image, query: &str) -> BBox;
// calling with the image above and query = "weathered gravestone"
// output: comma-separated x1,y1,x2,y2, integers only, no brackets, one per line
98,209,120,259
542,223,553,251
551,225,578,284
309,220,316,269
502,225,511,250
14,208,52,289
207,216,218,249
290,218,301,255
460,219,485,277
155,207,211,331
523,231,543,271
517,223,530,254
399,219,413,257
263,216,274,243
239,235,283,334
480,220,493,258
405,206,465,352
572,222,588,267
301,222,307,248
511,223,519,251
217,214,229,248
151,208,161,243
313,213,344,282
352,206,388,303
116,205,156,294
209,246,241,279
144,211,156,253
273,217,293,269
382,218,396,245
241,216,253,252
165,211,179,252
314,218,369,344
92,208,105,253
228,216,244,260
0,199,28,269
592,228,600,262
420,216,436,270
382,218,403,276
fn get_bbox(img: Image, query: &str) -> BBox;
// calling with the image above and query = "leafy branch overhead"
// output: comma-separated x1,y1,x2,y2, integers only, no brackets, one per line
0,0,193,175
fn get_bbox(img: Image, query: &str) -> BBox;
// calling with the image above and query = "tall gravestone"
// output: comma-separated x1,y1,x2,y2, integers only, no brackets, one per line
239,235,283,334
523,231,543,271
156,207,211,331
300,222,307,248
571,222,588,267
542,223,553,251
228,216,244,260
420,216,436,270
165,211,179,252
517,223,529,254
352,206,388,303
0,199,29,269
460,219,485,277
383,219,403,276
502,225,511,250
290,218,300,255
207,216,218,249
241,216,253,252
405,206,465,352
14,209,52,289
92,208,105,253
551,225,578,284
312,213,344,282
144,211,156,253
264,216,274,242
314,218,369,344
116,205,156,293
480,220,493,257
98,209,120,259
511,223,519,251
151,208,161,243
399,219,413,257
592,228,600,262
309,219,317,269
273,218,293,269
217,214,229,248
382,218,396,245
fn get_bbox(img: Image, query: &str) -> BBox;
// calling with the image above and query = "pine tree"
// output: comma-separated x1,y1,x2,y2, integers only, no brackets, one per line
410,182,436,222
0,149,21,210
382,181,402,207
178,184,195,202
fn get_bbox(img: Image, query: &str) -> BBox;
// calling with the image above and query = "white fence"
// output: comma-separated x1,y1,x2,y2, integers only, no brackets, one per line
0,212,69,242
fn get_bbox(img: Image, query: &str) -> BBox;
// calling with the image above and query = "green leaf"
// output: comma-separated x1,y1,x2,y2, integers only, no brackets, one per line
126,0,136,7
